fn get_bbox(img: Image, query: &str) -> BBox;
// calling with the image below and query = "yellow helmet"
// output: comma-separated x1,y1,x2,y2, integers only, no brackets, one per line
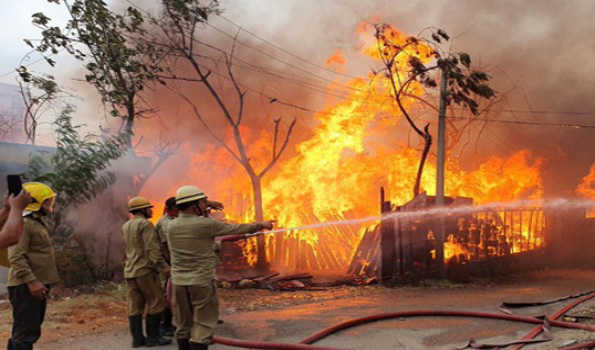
23,182,56,212
175,185,206,205
128,196,153,212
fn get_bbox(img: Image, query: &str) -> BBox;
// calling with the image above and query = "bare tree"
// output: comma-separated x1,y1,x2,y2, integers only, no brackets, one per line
155,0,296,269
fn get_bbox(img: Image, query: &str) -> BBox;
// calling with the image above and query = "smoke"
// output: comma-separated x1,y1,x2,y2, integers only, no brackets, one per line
207,0,595,197
110,0,595,200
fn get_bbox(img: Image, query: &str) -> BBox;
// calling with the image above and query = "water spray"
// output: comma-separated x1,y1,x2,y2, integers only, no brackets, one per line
220,198,595,242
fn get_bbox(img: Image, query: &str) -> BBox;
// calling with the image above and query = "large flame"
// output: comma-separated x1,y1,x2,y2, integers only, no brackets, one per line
577,164,595,217
141,24,544,274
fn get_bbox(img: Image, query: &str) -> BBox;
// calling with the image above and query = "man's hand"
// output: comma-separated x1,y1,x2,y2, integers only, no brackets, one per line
207,200,224,211
8,190,32,212
28,280,48,299
259,220,275,230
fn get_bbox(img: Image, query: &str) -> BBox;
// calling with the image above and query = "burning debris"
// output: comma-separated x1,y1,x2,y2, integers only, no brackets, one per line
350,191,548,282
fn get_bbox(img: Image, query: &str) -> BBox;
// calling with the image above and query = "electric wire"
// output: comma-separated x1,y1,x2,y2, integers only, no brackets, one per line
124,1,595,128
445,116,595,129
215,14,361,80
186,41,354,100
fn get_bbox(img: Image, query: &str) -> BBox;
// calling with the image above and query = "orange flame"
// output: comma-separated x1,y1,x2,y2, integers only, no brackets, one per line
577,164,595,217
141,24,544,274
325,49,346,66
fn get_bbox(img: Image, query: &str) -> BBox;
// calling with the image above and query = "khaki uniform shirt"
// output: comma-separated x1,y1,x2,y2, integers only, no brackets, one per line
122,214,167,279
168,213,261,286
155,215,175,244
7,214,59,287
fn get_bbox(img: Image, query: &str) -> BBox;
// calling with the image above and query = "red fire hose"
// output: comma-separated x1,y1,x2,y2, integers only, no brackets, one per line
208,307,595,350
510,293,595,350
179,234,595,349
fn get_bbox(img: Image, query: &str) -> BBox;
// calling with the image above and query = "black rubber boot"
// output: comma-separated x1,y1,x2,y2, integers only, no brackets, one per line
146,313,172,347
189,342,208,350
7,341,32,350
177,338,190,350
128,315,146,348
160,307,175,337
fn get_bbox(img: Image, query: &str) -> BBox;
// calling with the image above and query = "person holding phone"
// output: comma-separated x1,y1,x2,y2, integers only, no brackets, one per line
6,182,60,350
0,190,32,249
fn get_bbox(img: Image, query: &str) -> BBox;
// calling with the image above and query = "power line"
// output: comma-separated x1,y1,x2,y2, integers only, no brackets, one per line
207,18,595,120
176,60,595,130
119,1,595,129
216,14,360,80
186,39,354,100
445,116,595,129
125,0,360,100
502,109,594,116
203,21,361,93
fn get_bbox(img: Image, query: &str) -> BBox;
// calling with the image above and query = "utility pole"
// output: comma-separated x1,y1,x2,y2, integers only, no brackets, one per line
435,68,448,277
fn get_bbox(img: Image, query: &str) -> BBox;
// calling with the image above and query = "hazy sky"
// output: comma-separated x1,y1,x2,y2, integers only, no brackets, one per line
0,2,71,83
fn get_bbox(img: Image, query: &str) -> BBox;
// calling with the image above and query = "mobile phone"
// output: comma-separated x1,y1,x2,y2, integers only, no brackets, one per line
7,175,22,196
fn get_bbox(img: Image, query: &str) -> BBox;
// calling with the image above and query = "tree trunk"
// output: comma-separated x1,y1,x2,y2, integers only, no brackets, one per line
249,174,268,270
413,126,432,197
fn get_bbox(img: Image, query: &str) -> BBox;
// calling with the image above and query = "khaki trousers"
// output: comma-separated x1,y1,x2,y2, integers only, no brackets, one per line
126,272,166,316
173,281,219,344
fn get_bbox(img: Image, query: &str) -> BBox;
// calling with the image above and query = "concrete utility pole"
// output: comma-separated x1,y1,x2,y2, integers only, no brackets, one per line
435,68,448,276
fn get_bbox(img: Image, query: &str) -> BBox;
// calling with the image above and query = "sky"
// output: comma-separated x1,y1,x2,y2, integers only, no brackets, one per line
0,2,72,83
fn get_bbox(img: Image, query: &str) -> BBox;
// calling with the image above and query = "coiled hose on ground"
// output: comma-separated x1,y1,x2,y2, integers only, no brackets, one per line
211,296,595,350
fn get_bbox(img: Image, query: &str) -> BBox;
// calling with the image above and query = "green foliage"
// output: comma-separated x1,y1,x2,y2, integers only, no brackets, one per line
161,0,220,21
26,105,128,210
26,0,167,130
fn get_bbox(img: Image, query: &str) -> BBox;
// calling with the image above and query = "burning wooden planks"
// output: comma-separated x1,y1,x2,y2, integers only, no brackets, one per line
347,226,380,277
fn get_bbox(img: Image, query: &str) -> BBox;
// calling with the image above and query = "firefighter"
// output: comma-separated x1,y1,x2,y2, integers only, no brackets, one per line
154,197,177,336
123,197,171,348
168,185,273,350
6,182,59,350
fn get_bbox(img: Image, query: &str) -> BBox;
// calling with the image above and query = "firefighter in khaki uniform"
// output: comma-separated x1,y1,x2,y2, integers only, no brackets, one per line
154,197,177,336
168,185,274,350
6,182,59,350
123,197,171,348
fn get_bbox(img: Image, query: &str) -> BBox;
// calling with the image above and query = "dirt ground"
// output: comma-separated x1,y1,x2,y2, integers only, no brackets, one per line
2,268,595,349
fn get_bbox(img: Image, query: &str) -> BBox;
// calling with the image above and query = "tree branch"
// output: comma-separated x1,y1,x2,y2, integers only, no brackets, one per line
259,117,296,177
172,87,242,163
227,30,245,127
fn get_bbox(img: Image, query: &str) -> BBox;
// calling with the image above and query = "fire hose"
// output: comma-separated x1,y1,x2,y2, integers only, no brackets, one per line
167,234,595,349
166,283,595,349
510,293,595,350
210,309,595,350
